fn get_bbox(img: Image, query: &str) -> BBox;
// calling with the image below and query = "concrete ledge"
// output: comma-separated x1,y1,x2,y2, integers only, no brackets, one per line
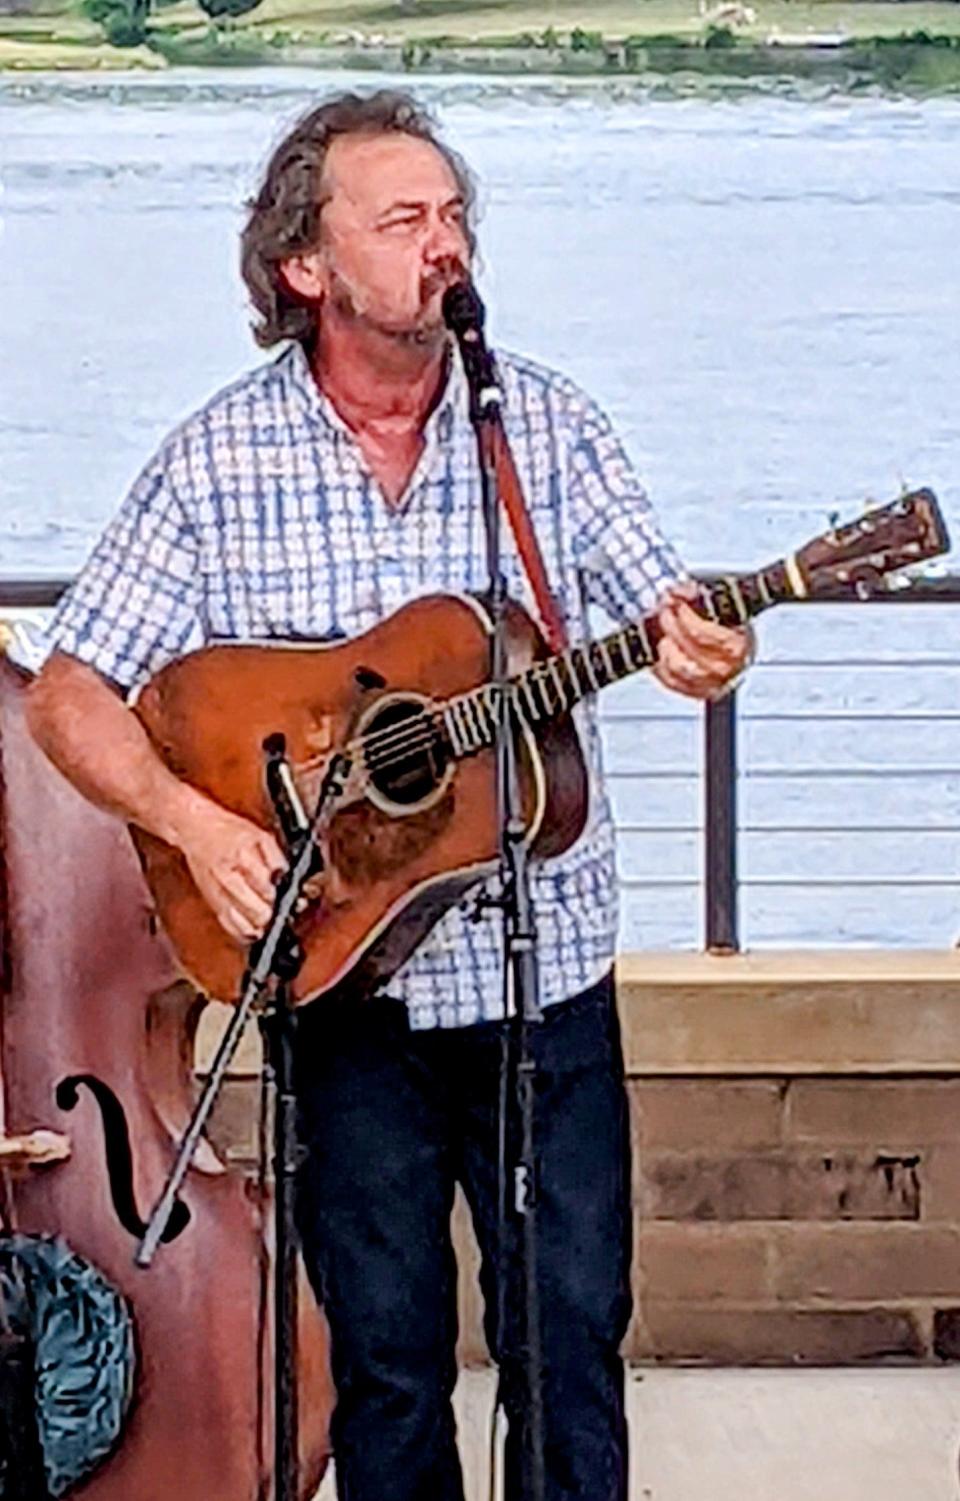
617,950,960,1076
197,949,960,1080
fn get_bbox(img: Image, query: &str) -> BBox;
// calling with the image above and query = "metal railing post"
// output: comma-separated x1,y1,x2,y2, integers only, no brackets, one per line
704,691,739,953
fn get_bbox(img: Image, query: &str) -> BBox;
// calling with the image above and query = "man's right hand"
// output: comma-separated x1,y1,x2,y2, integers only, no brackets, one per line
176,796,287,946
26,653,288,949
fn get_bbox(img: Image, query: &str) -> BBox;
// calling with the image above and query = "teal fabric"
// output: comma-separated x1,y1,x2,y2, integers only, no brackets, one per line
0,1234,135,1498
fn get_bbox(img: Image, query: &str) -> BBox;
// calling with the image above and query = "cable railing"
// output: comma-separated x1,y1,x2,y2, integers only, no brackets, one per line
3,574,959,954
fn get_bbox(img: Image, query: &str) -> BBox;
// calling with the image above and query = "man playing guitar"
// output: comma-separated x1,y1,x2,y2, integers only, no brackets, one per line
27,90,751,1501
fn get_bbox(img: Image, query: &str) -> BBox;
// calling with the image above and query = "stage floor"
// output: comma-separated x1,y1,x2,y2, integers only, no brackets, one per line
315,1364,960,1499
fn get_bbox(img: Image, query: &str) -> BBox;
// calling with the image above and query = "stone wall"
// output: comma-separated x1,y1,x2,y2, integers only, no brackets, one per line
197,949,960,1365
623,951,960,1365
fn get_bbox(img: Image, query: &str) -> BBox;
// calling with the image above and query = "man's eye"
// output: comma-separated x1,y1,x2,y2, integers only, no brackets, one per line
381,216,419,232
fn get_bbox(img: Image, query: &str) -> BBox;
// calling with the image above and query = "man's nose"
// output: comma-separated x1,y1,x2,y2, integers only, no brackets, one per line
423,212,467,263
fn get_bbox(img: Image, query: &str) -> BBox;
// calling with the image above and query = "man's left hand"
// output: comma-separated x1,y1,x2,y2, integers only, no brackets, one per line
653,584,754,701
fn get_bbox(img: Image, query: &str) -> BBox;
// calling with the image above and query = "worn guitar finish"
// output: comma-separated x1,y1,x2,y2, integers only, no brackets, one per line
131,488,948,1009
133,594,584,1007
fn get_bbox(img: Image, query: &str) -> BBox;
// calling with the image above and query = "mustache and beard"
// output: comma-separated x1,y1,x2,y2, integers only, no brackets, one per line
326,256,467,347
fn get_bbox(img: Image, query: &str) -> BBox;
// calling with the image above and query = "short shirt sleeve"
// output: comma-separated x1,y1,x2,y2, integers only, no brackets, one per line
44,441,202,693
569,397,687,621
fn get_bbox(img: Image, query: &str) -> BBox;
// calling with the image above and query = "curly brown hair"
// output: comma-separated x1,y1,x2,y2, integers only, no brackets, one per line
240,89,477,349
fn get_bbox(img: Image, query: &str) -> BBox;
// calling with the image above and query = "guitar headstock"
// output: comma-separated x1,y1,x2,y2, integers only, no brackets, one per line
795,488,950,599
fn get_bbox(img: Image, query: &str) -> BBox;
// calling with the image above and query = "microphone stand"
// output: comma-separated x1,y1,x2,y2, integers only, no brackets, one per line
134,740,351,1501
444,285,547,1501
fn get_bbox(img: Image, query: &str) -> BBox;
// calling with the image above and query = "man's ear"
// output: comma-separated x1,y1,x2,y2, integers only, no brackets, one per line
279,250,327,302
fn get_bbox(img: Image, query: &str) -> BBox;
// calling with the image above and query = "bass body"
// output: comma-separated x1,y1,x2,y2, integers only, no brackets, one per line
0,655,333,1499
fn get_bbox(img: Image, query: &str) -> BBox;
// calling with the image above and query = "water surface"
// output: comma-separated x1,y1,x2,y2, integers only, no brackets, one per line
3,70,959,948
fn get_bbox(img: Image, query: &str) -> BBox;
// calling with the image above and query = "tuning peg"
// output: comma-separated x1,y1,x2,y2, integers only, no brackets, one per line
908,557,948,580
887,557,948,591
856,497,880,532
883,571,912,592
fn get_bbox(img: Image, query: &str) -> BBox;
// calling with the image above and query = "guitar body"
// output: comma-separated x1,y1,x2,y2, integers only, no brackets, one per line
132,594,588,1007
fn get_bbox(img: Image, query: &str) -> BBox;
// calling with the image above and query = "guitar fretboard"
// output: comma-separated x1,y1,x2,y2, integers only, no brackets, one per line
435,559,798,761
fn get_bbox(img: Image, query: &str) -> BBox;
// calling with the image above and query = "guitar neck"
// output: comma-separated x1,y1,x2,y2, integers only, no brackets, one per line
438,557,800,758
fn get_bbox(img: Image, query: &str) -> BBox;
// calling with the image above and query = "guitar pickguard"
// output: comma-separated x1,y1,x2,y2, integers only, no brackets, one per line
325,785,457,894
131,592,586,1006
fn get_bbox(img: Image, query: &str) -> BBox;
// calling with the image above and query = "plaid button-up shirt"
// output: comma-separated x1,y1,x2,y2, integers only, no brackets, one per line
47,342,684,1029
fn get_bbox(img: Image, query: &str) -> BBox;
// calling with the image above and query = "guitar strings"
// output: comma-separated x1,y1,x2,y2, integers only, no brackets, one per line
355,670,562,777
324,552,926,780
294,719,443,798
337,619,669,782
354,691,499,773
351,647,628,778
360,720,446,771
354,664,555,773
358,705,478,771
355,565,806,775
291,547,931,792
355,640,651,772
348,688,497,768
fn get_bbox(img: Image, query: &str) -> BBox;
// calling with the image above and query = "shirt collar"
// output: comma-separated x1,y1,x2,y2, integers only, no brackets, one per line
278,337,468,445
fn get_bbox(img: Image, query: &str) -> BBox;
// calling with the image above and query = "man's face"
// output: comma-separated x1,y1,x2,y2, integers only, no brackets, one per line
309,131,471,346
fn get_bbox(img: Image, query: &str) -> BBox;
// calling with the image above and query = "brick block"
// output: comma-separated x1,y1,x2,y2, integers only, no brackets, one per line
775,1225,960,1300
786,1080,960,1147
637,1221,772,1302
933,1308,960,1360
640,1150,920,1221
630,1079,784,1151
204,1076,260,1169
632,1303,926,1364
918,1145,960,1221
195,999,262,1076
640,1152,786,1220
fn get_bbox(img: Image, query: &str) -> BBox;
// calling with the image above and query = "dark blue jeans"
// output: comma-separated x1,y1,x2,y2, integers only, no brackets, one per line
293,970,632,1501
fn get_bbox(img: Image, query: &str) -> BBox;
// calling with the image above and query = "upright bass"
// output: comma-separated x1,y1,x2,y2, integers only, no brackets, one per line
0,646,332,1500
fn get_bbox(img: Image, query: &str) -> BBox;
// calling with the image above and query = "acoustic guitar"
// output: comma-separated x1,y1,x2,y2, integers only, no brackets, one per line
130,487,948,1006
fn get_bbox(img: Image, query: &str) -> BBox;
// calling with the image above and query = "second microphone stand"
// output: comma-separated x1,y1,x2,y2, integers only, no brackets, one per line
135,740,351,1501
445,284,548,1501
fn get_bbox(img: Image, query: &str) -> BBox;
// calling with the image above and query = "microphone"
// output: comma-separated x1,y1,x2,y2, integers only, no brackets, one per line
441,280,503,420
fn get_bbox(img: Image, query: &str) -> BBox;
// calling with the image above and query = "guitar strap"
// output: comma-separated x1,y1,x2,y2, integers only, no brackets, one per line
492,420,569,654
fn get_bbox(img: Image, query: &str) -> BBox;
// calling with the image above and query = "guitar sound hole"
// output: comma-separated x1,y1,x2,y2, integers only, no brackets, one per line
363,699,449,808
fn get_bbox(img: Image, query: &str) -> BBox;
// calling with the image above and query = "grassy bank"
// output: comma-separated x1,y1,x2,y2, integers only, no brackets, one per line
4,0,960,87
